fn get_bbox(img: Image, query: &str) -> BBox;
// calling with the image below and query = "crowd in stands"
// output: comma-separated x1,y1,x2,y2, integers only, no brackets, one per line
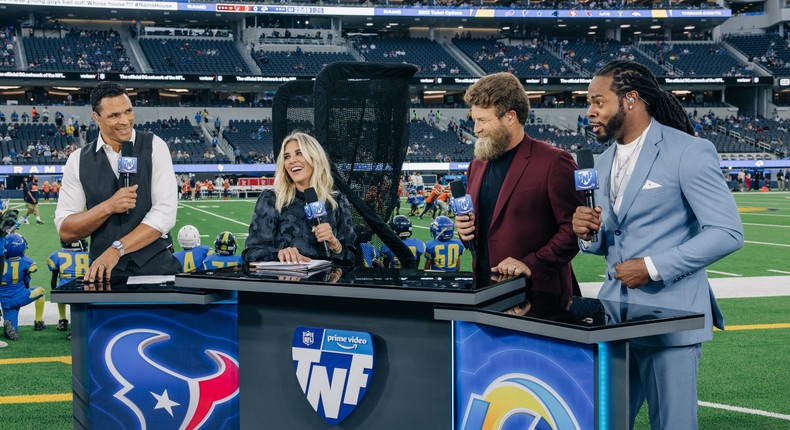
24,28,134,73
0,26,16,69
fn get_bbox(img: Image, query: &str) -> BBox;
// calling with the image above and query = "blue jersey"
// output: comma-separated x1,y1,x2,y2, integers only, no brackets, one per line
424,239,464,271
381,237,425,269
47,249,91,286
202,254,244,271
359,242,381,268
1,256,37,292
174,245,213,273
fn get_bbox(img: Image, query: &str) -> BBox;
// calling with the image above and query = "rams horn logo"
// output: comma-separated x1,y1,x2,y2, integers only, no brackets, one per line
105,329,239,430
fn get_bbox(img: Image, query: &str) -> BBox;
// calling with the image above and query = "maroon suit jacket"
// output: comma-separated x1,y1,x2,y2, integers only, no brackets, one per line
467,134,584,309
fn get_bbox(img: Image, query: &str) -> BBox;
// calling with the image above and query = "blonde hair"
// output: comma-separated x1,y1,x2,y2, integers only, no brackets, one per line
274,131,337,212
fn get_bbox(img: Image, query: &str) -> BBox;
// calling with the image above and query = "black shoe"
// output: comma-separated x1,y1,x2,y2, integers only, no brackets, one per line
57,319,69,331
34,320,45,331
36,220,45,225
4,320,19,341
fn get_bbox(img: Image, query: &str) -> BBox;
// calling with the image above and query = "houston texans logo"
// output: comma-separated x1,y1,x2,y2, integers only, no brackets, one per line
105,329,239,430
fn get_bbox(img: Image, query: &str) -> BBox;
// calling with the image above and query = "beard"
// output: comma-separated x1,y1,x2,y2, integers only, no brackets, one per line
474,123,512,161
594,104,626,143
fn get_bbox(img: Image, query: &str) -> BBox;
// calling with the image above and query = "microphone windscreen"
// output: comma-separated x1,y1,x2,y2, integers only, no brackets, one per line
576,149,595,170
121,141,134,157
304,187,319,204
449,180,466,198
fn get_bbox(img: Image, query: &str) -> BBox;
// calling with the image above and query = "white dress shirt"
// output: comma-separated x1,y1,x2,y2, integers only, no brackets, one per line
54,129,178,237
582,121,661,281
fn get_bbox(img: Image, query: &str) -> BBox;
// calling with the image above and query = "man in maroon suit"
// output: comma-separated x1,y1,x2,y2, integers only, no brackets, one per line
456,73,583,317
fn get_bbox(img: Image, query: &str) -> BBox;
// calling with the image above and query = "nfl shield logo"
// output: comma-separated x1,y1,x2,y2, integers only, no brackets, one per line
302,330,314,346
292,326,375,425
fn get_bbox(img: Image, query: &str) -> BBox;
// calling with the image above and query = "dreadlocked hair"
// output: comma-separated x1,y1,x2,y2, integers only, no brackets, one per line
595,60,695,136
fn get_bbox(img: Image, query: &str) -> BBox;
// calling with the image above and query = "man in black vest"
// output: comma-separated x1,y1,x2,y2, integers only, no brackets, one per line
54,82,181,282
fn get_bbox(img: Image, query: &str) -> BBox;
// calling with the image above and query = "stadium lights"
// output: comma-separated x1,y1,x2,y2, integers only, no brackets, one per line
590,26,598,29
558,24,567,28
366,23,374,26
650,25,662,29
502,27,511,30
620,24,631,28
634,31,642,35
673,90,692,95
389,23,398,26
684,26,696,30
53,87,80,91
0,86,21,90
573,91,588,94
588,31,596,35
166,89,190,93
424,91,446,95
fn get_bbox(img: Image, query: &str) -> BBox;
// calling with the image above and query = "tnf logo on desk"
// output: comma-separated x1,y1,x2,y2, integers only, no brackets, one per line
292,326,374,425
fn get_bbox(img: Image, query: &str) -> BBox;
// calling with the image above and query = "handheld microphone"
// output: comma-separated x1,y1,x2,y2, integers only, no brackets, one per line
448,180,476,257
303,187,331,258
574,149,599,242
118,141,137,215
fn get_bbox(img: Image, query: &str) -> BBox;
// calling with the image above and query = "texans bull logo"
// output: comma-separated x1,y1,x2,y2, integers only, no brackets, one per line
105,329,239,430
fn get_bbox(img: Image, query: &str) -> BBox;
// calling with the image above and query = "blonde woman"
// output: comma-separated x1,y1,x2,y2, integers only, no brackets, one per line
242,132,356,264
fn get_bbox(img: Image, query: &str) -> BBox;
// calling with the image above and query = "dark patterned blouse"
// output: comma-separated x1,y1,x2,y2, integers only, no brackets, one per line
242,189,357,265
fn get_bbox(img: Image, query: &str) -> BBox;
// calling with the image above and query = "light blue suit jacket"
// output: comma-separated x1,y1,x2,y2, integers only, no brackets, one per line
583,120,744,347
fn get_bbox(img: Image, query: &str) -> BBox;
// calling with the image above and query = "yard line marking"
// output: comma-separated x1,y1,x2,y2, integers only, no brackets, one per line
0,356,72,365
745,240,790,248
768,269,790,275
699,401,790,421
178,203,248,226
742,222,790,228
598,274,607,278
0,393,71,404
706,269,742,277
718,323,790,331
740,213,790,218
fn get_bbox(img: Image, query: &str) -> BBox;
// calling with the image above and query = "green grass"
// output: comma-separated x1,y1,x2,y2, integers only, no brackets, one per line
1,192,789,429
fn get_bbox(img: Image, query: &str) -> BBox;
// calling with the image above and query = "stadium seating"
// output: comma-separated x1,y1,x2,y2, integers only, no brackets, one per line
640,42,752,76
23,29,133,72
559,38,665,77
138,119,229,164
254,50,356,76
0,123,75,165
726,33,790,76
405,120,472,162
352,37,471,77
224,120,275,163
452,37,575,77
139,38,251,74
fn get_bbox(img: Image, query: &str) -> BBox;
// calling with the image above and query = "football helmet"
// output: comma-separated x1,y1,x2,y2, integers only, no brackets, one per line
178,225,201,249
4,233,27,258
390,215,413,239
430,216,455,241
61,239,88,252
214,231,237,256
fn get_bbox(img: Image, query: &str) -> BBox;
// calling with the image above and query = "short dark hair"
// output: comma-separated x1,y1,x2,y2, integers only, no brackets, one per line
90,82,128,114
594,60,694,136
463,72,530,125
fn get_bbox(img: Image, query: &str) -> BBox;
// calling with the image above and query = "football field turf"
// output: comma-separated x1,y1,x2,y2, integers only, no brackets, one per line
0,191,788,429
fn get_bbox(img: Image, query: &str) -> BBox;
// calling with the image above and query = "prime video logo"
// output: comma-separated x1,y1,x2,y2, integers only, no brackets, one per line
292,327,374,425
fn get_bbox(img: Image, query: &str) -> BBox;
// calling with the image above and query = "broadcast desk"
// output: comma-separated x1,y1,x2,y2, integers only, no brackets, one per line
52,268,702,430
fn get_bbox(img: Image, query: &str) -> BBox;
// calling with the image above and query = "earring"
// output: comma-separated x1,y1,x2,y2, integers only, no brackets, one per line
629,105,633,110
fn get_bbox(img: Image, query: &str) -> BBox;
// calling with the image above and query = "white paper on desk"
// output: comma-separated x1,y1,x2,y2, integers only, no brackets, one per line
126,275,176,285
251,259,332,272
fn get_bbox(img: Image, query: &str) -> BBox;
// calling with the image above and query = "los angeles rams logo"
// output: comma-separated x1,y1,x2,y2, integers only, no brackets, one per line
105,329,239,430
461,374,581,430
292,326,374,425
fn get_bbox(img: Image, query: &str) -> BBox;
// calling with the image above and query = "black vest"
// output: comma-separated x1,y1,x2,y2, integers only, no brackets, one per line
79,132,171,270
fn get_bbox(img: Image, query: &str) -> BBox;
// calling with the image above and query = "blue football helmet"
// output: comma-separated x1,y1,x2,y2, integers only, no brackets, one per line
61,239,88,252
214,231,238,256
390,215,413,239
430,216,455,241
5,233,27,258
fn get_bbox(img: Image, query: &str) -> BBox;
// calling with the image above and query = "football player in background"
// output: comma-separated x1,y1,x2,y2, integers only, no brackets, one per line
406,188,424,217
381,215,425,269
173,225,213,273
47,239,90,339
202,231,244,270
1,234,45,341
424,216,464,272
355,225,383,268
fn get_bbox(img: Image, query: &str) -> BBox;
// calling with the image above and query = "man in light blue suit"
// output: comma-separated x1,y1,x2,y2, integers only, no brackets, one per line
572,61,744,430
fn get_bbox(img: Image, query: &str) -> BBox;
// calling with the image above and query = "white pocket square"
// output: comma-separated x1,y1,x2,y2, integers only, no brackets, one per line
642,180,663,190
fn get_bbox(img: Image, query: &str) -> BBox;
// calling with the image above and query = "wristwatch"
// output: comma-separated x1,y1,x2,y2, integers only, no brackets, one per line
112,240,125,257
